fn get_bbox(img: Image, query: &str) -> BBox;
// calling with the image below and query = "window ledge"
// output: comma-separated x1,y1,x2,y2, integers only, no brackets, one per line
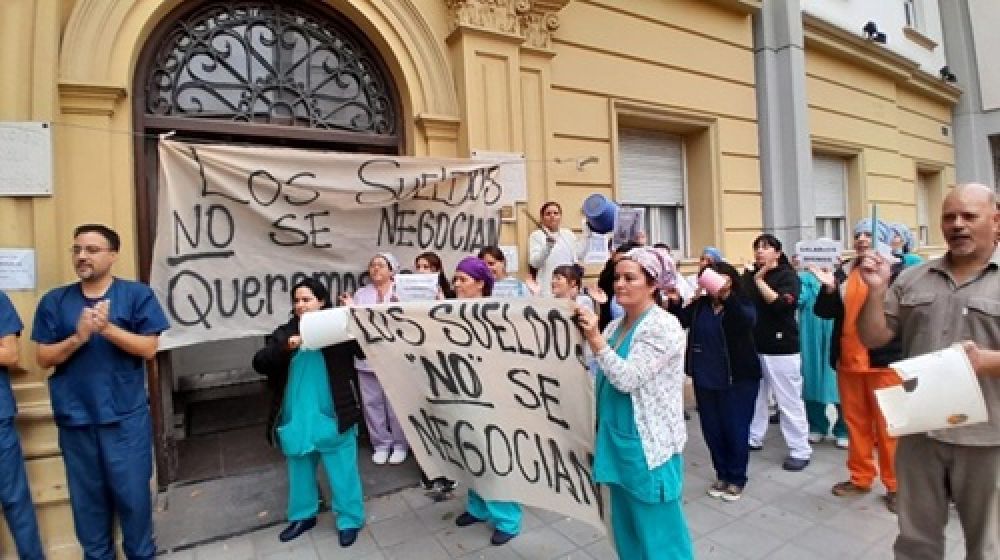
903,26,938,51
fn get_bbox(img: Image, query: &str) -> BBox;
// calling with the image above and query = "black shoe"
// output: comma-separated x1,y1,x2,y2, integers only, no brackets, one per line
435,477,458,493
491,529,516,545
455,512,484,527
782,457,810,471
748,443,763,451
279,518,316,542
769,412,780,424
683,410,691,421
338,527,360,547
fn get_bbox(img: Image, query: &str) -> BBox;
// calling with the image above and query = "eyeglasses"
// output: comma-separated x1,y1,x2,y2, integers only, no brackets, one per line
70,245,114,256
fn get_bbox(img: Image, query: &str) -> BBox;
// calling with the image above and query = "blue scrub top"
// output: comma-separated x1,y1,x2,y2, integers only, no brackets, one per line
31,278,169,426
689,306,728,390
0,291,24,420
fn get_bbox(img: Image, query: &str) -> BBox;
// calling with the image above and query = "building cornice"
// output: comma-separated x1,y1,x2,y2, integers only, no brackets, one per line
58,81,127,116
802,14,961,105
704,0,762,15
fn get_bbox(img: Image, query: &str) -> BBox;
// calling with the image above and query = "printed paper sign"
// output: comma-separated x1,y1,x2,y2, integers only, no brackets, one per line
499,244,520,274
876,344,989,437
795,238,842,269
472,151,526,204
612,207,644,248
151,140,504,349
492,278,526,298
345,299,604,529
583,233,611,264
394,274,440,302
0,249,35,290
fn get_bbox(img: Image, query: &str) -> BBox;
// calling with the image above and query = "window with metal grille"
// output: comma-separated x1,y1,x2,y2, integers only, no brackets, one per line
618,127,687,253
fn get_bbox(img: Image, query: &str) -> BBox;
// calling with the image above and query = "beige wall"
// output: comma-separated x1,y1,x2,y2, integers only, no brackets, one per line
805,25,957,250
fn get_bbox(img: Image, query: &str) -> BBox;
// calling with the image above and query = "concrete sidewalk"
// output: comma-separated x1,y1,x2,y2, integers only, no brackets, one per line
160,415,965,559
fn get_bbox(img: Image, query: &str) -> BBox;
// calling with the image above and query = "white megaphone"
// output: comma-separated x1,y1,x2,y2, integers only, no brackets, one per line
299,307,355,349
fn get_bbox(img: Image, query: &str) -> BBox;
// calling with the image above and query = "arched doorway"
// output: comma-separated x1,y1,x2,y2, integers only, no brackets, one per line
131,0,403,487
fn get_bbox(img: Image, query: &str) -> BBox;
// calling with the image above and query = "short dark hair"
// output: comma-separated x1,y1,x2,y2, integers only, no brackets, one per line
477,246,505,262
415,251,443,273
540,201,562,216
291,277,332,310
74,224,120,252
752,233,782,252
552,264,584,288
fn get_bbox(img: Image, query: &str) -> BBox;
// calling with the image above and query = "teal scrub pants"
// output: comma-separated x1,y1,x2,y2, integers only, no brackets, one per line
466,490,522,535
609,484,693,560
286,425,364,530
805,400,847,439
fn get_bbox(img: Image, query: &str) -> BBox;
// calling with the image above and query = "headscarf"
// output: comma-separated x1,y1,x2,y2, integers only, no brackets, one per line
624,247,677,291
701,246,724,264
853,218,892,245
455,256,495,296
374,252,400,274
889,222,916,253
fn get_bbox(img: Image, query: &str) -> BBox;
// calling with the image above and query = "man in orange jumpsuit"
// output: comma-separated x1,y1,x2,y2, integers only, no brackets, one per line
810,218,902,513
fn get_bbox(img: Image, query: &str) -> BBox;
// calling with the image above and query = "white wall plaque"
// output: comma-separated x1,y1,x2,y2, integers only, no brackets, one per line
0,249,36,290
0,122,54,196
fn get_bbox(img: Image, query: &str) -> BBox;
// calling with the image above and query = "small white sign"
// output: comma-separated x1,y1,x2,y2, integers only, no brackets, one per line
492,278,527,298
0,249,36,290
613,207,645,248
472,150,526,204
583,233,611,264
499,244,519,273
876,344,989,437
795,238,842,269
0,122,53,196
394,273,440,302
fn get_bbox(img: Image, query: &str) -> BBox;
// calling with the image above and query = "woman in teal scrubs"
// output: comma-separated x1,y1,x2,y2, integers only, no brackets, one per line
450,256,523,546
575,247,693,559
252,278,365,547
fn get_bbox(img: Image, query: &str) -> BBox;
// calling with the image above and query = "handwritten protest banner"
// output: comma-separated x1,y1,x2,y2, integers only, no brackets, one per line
150,140,504,349
347,299,604,529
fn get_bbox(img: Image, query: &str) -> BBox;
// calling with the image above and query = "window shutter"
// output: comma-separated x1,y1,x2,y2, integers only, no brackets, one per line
812,154,847,217
618,128,684,206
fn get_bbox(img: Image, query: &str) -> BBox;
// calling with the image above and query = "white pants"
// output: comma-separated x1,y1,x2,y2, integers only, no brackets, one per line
749,353,812,460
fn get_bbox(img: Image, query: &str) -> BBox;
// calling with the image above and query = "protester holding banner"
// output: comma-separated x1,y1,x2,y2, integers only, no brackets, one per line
252,279,365,546
575,246,693,559
811,219,905,513
857,184,1000,558
414,251,455,299
342,253,410,465
742,234,813,471
32,224,169,560
0,290,45,560
888,223,923,268
478,246,533,297
450,256,523,546
796,260,846,449
666,262,759,502
528,202,583,296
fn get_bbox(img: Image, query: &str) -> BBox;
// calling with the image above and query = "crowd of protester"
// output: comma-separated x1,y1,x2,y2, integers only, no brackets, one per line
1,183,997,559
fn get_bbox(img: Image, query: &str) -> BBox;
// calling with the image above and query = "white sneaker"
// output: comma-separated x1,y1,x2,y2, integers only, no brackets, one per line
372,449,390,465
808,433,825,444
835,437,849,449
388,448,408,465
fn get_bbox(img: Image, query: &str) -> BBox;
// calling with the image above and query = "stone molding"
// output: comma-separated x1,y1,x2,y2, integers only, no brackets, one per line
444,0,570,50
58,81,127,117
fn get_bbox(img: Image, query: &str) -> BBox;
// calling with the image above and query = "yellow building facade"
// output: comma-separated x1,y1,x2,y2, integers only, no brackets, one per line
0,0,958,556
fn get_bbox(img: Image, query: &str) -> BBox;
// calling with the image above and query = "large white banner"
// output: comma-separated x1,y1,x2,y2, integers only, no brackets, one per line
151,140,503,349
347,299,605,529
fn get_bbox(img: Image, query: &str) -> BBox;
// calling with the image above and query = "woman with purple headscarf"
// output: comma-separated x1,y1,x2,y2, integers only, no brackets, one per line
449,256,523,546
575,247,693,559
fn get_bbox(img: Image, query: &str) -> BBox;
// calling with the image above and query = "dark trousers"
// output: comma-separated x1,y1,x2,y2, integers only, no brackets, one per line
58,408,155,560
0,417,45,560
694,379,760,487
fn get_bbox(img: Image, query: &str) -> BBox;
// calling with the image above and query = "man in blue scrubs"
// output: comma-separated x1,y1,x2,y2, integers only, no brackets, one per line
32,224,168,560
1,290,45,559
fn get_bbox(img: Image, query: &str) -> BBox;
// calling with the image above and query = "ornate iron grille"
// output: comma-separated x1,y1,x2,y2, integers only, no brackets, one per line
144,1,396,134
